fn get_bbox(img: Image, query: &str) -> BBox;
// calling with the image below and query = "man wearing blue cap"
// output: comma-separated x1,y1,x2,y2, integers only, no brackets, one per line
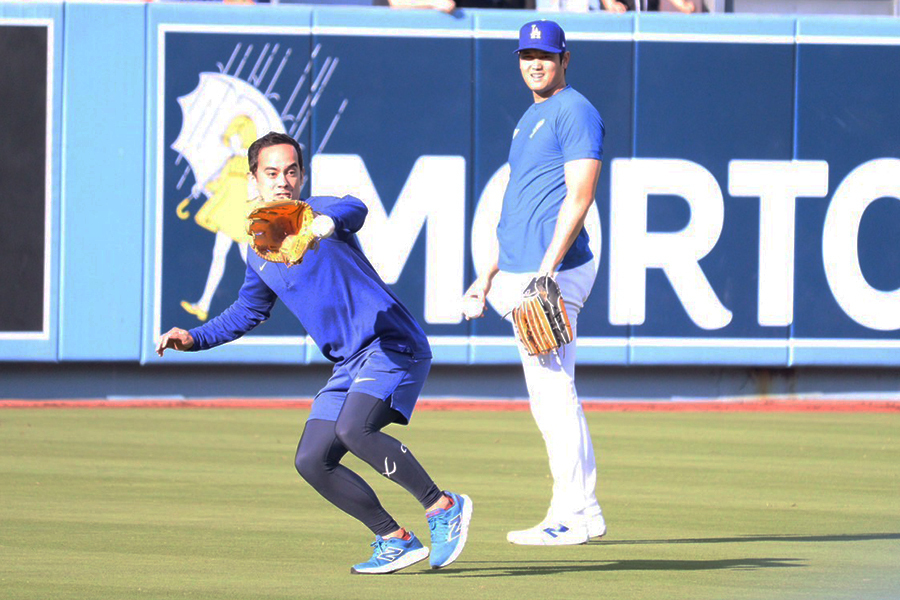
463,20,606,545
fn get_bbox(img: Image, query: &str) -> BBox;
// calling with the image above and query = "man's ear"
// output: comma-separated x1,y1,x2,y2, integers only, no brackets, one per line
247,171,260,200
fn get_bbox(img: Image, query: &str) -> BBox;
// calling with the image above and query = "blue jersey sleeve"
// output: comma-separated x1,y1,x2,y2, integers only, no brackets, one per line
187,262,278,350
313,195,368,238
557,99,605,163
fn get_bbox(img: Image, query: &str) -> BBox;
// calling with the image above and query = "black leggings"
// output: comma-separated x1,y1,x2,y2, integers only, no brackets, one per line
294,392,444,537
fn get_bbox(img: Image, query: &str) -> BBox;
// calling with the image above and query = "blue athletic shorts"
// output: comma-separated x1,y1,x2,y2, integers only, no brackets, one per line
309,346,432,425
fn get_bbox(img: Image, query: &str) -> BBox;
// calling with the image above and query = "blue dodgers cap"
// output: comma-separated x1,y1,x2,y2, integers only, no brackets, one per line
515,20,567,54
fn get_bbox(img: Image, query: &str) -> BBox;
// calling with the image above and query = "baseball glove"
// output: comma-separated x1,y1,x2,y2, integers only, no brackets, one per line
511,275,573,356
246,200,318,266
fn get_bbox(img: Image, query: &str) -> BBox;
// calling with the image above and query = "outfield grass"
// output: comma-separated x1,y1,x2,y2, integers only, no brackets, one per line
1,408,898,600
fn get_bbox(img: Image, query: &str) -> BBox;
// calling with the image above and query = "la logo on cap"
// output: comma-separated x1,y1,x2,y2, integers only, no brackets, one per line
530,24,541,40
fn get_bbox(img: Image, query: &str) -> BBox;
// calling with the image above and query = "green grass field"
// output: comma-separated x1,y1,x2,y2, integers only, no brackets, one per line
2,408,898,600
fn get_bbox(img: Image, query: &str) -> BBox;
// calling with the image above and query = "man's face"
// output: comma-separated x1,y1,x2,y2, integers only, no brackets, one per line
518,49,569,100
252,143,303,203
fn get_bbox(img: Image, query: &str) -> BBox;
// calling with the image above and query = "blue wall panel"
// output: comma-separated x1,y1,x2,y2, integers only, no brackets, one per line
630,30,796,364
793,18,900,365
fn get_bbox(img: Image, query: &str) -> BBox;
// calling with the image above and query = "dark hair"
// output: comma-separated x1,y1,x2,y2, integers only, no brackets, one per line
247,131,304,175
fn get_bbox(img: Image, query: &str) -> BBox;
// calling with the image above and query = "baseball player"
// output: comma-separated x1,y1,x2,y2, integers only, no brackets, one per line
463,20,606,545
158,132,472,574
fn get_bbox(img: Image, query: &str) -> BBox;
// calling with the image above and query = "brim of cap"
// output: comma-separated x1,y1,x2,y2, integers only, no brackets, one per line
515,42,565,54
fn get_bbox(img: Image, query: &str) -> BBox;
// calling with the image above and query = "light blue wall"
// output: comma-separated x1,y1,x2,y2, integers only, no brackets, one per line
59,2,145,361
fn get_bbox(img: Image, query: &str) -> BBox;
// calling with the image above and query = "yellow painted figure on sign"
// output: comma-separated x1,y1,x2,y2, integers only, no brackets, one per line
179,115,258,322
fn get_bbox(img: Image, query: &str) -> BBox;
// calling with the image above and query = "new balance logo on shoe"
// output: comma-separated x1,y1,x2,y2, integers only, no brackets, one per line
542,525,570,538
447,515,462,541
376,545,405,562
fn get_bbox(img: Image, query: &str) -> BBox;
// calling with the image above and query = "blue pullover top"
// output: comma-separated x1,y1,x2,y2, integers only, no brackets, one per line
187,195,432,363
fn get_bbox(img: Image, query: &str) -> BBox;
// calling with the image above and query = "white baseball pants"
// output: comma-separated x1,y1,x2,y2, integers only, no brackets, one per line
490,260,602,522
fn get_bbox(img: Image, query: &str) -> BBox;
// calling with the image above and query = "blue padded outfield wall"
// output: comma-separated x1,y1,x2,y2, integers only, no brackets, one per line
2,2,900,367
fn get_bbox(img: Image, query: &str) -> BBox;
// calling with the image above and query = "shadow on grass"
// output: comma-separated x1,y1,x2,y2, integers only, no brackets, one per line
416,557,805,578
592,533,900,546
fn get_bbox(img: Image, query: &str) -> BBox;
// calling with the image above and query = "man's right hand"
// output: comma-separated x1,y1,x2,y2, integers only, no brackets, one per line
156,328,195,357
461,275,495,320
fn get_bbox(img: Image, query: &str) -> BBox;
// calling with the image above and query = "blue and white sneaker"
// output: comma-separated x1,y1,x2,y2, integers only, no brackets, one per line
427,491,473,569
350,532,430,575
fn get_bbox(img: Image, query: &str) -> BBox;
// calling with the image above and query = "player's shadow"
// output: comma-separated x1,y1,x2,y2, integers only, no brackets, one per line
413,533,900,577
594,533,900,546
418,557,805,578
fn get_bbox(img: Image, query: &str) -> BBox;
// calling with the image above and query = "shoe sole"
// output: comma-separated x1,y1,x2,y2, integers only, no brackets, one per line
507,534,589,546
431,494,473,569
350,546,430,575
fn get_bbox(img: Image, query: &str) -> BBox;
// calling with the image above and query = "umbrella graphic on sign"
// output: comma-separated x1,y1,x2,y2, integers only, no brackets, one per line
172,71,286,207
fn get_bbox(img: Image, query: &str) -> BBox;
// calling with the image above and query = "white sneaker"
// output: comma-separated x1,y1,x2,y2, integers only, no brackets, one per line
506,521,590,546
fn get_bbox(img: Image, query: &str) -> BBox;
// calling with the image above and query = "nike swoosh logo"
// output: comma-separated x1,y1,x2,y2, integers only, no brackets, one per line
354,377,376,384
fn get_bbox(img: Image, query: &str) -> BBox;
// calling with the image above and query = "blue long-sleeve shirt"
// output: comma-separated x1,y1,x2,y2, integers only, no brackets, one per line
188,195,432,364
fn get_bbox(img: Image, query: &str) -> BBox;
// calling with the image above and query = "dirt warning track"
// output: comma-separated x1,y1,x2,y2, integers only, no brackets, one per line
2,398,899,412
